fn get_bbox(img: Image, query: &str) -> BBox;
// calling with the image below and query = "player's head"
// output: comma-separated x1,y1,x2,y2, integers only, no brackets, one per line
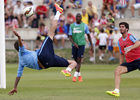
17,0,21,6
109,30,113,34
119,22,129,34
82,9,86,15
76,13,82,23
100,28,104,33
14,40,28,51
40,23,45,29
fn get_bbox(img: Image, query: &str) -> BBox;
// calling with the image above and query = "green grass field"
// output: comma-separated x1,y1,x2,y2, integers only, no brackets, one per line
0,64,140,100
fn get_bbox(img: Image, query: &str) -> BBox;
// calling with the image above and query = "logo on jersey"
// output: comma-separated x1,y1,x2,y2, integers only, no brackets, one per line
73,27,82,33
124,45,133,51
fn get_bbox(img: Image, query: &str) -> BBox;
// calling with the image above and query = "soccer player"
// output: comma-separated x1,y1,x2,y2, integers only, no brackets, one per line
106,22,140,97
8,3,77,95
69,13,93,82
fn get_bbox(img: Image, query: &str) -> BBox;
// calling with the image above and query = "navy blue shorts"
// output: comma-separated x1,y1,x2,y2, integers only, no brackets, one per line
108,46,113,51
37,36,69,68
120,59,140,73
72,45,85,60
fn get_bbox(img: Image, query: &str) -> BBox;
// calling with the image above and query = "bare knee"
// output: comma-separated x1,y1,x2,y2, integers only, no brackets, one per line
114,67,121,76
131,5,134,9
114,66,127,76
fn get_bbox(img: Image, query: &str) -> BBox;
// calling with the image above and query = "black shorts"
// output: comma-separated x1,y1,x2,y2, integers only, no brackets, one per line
37,36,69,68
120,59,140,73
99,45,106,50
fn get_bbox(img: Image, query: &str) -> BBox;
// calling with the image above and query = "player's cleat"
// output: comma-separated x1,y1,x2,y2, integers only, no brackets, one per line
54,3,63,13
78,76,83,82
72,77,77,82
106,91,120,97
61,70,71,77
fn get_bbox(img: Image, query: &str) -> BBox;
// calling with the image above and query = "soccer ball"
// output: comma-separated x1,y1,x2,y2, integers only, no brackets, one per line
23,6,34,17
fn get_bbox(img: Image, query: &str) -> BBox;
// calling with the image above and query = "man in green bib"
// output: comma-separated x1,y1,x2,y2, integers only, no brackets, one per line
69,13,93,82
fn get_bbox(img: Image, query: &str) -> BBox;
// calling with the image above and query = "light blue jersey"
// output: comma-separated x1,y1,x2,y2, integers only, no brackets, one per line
17,46,41,77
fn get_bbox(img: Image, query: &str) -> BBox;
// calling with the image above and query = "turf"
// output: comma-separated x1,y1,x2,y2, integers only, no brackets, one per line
0,64,140,100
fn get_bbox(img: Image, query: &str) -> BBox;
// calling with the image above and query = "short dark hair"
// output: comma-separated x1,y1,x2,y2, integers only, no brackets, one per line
100,28,104,33
102,13,106,16
76,13,81,17
40,23,45,27
108,13,112,16
27,2,33,5
109,30,113,34
14,40,19,51
119,22,129,31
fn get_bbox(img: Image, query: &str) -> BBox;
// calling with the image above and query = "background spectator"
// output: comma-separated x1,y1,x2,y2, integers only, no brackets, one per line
81,9,89,25
101,0,114,15
5,13,12,38
54,20,68,49
9,0,17,16
113,27,122,59
90,14,100,27
58,13,66,25
35,23,48,49
86,1,97,22
98,28,108,61
23,2,36,28
66,12,75,35
107,30,115,61
99,13,108,28
68,0,82,9
88,27,97,62
107,13,115,28
43,0,54,17
4,0,11,17
113,8,120,19
13,0,26,28
131,0,140,18
35,1,48,24
114,0,129,19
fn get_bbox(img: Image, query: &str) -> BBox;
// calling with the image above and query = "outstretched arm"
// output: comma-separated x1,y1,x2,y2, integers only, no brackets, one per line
12,26,23,47
8,77,21,95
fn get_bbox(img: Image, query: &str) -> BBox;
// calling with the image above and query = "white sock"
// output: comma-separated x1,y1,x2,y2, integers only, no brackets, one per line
53,11,61,20
114,88,120,93
74,71,78,77
78,72,81,76
66,67,72,72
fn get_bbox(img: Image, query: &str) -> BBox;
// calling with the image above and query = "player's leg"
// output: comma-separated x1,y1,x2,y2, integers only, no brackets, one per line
76,57,83,82
114,66,128,90
73,45,85,82
106,61,137,97
106,65,127,97
131,5,135,17
61,60,77,77
48,3,63,40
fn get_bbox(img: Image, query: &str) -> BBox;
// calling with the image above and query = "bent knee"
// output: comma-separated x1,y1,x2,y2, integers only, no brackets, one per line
114,66,128,75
